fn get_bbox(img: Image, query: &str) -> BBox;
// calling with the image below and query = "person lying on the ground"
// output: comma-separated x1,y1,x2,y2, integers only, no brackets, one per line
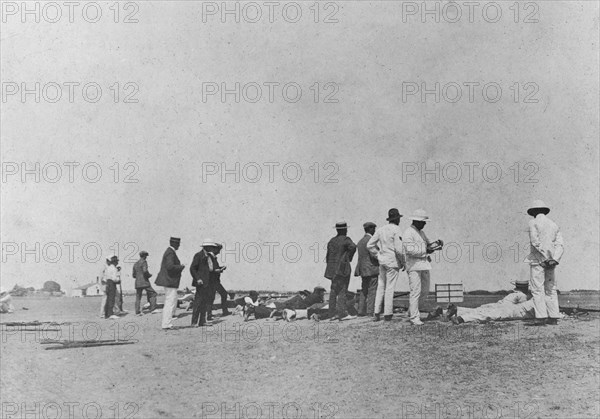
0,287,15,314
306,291,359,321
177,288,195,310
236,291,274,321
267,287,328,319
440,280,538,324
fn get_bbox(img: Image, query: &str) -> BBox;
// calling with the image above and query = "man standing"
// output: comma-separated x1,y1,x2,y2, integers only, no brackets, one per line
104,255,120,320
99,257,110,318
367,209,405,322
133,250,158,315
403,209,434,326
354,222,379,316
155,237,185,330
324,221,357,321
205,242,230,318
189,241,213,327
526,200,564,325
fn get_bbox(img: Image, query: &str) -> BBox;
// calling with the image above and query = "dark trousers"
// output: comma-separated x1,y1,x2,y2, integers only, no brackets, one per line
207,280,230,316
135,286,158,314
329,276,349,318
104,280,116,318
191,286,209,326
358,275,378,316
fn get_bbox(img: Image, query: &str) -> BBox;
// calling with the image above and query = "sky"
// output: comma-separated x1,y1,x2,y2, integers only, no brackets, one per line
1,1,598,294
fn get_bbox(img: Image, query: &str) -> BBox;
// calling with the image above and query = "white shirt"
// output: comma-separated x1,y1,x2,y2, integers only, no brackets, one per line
105,265,119,282
498,291,528,305
403,225,432,271
526,214,564,265
244,296,260,306
366,223,405,269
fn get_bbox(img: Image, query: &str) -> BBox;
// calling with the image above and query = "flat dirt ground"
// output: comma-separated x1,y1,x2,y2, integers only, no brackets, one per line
1,296,599,419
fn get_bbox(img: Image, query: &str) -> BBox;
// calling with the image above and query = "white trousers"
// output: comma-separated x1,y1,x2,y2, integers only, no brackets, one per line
529,265,559,319
161,287,178,329
99,293,107,317
408,270,430,321
374,265,399,316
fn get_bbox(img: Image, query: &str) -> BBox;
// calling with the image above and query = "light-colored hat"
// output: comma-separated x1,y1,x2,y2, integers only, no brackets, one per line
335,221,349,229
409,209,430,221
527,200,550,216
202,239,221,247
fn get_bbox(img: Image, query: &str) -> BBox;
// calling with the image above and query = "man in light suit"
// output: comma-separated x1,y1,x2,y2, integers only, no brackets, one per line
155,237,185,330
367,208,405,321
133,250,157,315
354,222,379,316
325,221,357,321
526,200,564,325
403,209,434,326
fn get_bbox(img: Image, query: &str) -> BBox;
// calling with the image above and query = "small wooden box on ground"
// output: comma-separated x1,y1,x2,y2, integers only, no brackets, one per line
435,283,464,303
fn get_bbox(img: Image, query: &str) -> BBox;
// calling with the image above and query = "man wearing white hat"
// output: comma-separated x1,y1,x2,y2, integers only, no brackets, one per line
98,257,110,318
403,209,436,326
103,255,121,319
526,200,564,325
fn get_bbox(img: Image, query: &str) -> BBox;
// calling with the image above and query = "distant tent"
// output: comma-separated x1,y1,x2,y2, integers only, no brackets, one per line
43,281,61,293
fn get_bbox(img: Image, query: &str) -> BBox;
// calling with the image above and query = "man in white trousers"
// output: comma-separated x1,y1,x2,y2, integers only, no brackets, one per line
367,208,405,322
155,237,186,330
403,209,435,326
449,279,534,324
526,200,564,326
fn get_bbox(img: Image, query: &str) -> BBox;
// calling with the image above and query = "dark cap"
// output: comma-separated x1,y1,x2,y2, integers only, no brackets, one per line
140,251,149,257
170,237,181,243
363,222,376,229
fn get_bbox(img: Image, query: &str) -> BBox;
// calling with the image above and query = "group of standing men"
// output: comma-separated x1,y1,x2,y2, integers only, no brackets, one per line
148,237,231,330
325,199,565,326
326,208,443,325
104,199,564,328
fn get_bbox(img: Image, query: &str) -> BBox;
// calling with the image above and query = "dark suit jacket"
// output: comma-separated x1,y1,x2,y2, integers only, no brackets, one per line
189,250,220,288
155,247,185,288
354,234,380,278
324,235,356,280
132,258,152,289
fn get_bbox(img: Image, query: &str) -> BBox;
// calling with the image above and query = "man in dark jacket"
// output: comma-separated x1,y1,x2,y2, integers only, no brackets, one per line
354,222,379,316
155,237,185,330
133,251,157,315
205,242,230,319
325,221,357,321
189,244,212,326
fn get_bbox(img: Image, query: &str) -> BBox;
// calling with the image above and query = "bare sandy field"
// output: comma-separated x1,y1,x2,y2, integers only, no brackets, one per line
1,296,599,419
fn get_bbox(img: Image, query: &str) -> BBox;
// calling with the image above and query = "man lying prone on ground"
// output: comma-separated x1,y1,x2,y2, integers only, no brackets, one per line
429,280,538,324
